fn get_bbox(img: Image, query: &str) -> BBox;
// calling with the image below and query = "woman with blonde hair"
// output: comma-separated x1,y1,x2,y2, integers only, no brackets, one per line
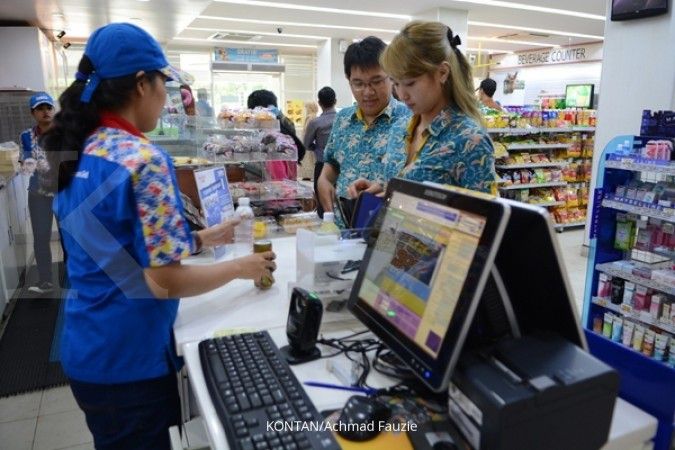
348,21,495,197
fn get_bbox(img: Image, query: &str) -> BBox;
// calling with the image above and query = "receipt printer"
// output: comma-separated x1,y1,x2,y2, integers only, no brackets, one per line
448,334,619,450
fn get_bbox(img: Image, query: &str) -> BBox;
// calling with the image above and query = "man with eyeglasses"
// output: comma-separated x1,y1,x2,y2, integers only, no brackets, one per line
317,36,410,227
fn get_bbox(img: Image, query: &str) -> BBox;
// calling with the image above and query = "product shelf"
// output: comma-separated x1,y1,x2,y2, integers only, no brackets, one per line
487,126,596,134
584,134,675,450
499,181,567,190
605,158,675,175
506,143,570,151
487,128,538,134
553,220,586,230
592,297,675,335
495,162,566,170
595,262,675,297
529,201,566,207
601,197,675,223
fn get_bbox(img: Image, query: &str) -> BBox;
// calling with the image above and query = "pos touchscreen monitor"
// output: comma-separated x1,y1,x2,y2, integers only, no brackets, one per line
348,179,510,392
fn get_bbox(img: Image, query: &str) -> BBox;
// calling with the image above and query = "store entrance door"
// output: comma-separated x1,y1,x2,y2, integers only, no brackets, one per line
212,71,282,111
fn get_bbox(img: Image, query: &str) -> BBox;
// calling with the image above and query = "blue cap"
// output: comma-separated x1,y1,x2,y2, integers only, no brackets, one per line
29,92,54,110
79,23,194,102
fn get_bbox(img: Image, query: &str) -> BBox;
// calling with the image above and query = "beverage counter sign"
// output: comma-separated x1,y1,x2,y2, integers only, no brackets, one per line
214,48,278,63
518,47,588,65
493,43,603,68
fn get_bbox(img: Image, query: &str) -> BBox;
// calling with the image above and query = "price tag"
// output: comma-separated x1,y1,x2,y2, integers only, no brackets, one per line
596,298,608,307
620,304,632,313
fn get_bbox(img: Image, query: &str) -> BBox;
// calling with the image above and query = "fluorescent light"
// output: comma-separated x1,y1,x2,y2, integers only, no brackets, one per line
199,15,398,34
451,0,604,21
469,21,604,40
187,27,327,40
467,47,513,54
173,37,317,49
468,36,553,48
213,0,411,20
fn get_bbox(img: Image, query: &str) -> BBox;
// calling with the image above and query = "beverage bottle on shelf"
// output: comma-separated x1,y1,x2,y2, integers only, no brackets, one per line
233,197,255,256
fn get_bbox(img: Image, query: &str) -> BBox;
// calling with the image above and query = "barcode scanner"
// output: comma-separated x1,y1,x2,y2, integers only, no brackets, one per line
280,287,323,365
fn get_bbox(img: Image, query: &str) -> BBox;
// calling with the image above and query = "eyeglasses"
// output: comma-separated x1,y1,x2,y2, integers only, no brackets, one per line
349,77,388,93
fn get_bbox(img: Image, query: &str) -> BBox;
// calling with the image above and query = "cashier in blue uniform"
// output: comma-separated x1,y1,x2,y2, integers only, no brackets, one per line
41,23,276,450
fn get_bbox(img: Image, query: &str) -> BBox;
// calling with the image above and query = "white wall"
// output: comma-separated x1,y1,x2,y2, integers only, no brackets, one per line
317,38,352,109
490,62,602,106
0,27,51,91
585,4,675,242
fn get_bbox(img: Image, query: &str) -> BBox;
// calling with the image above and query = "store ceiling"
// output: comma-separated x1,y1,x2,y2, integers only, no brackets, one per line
0,0,607,55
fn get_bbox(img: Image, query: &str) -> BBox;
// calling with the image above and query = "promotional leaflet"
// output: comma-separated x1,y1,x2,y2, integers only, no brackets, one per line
194,167,235,259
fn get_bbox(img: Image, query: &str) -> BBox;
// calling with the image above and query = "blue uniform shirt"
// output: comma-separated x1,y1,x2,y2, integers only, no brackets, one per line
20,127,52,196
383,107,496,193
55,118,194,384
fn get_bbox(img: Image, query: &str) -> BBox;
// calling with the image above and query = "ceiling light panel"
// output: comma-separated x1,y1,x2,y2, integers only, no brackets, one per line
195,16,398,34
469,20,603,40
468,36,554,47
187,26,327,40
173,37,318,49
447,0,604,20
212,0,411,20
200,3,404,31
179,28,321,45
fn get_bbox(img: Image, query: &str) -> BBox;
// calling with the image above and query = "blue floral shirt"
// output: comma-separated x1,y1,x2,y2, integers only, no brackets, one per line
324,99,410,199
383,107,495,193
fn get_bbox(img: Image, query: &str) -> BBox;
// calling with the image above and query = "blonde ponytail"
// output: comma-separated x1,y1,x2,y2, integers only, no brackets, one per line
380,20,482,124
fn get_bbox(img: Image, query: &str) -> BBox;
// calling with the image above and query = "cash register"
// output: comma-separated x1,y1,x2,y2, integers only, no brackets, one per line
200,179,619,450
347,179,619,450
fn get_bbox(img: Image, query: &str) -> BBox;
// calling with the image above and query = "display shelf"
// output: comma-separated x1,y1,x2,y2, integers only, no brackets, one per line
529,201,566,207
487,126,596,134
605,158,675,175
499,181,567,190
540,126,596,133
229,181,315,202
202,153,299,164
595,262,675,297
554,220,586,230
487,128,537,134
495,162,566,169
584,134,675,450
592,297,675,335
601,198,675,222
506,143,570,151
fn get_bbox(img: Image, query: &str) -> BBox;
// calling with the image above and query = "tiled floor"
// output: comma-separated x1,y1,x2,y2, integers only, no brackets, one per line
0,229,589,449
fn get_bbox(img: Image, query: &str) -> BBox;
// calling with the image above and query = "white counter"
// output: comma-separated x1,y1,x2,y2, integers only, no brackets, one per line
173,236,657,450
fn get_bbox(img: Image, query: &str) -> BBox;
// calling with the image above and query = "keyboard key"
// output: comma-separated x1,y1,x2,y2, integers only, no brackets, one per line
250,393,263,408
246,417,259,427
272,389,285,403
239,438,255,450
233,420,246,429
237,393,251,411
252,433,265,443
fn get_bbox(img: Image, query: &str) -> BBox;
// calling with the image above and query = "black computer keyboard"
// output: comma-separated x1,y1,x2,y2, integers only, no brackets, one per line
199,331,341,450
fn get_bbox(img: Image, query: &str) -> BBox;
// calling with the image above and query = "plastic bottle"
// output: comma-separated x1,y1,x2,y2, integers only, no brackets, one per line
318,212,340,234
233,197,254,256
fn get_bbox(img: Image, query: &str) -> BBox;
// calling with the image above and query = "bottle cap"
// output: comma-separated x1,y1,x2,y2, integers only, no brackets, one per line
323,212,335,222
239,197,250,206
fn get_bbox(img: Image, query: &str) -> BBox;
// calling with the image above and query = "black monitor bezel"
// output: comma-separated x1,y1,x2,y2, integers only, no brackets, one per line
348,179,509,392
611,0,669,21
565,83,595,109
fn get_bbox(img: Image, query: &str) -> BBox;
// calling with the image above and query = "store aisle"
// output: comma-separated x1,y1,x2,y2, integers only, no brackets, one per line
0,230,589,449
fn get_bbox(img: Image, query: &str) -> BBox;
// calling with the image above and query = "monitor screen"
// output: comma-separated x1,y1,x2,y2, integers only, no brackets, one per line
349,179,510,392
565,84,595,109
611,0,668,21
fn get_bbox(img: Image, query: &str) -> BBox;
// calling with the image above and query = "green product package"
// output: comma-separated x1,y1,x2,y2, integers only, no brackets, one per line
614,218,634,251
